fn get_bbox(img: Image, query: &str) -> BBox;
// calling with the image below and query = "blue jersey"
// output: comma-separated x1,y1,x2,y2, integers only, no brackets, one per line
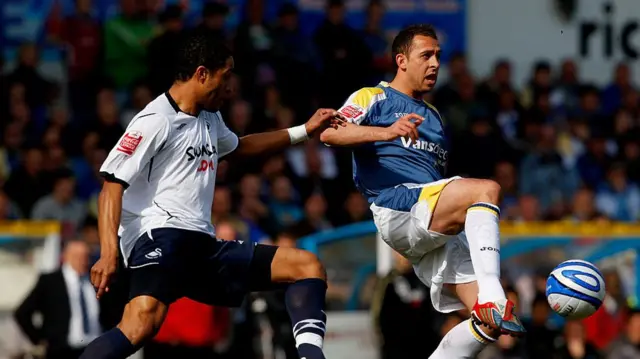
337,81,448,203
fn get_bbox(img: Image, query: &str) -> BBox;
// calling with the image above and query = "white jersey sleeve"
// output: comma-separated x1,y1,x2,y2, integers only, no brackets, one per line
214,112,239,158
100,113,171,187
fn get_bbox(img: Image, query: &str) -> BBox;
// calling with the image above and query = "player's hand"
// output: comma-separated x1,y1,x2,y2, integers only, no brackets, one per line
90,255,118,299
304,108,347,135
384,113,424,142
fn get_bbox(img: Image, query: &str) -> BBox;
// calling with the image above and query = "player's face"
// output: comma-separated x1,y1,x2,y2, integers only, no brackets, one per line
201,57,234,111
405,35,441,92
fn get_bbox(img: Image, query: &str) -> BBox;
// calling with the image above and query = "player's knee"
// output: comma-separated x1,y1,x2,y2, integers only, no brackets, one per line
118,296,166,344
292,250,327,281
474,179,501,205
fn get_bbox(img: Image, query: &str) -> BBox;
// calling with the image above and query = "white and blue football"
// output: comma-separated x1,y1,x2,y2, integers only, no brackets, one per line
546,259,606,319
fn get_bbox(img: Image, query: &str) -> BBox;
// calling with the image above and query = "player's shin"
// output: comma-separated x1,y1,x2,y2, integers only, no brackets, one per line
285,278,328,359
429,319,497,359
465,203,506,303
79,328,137,359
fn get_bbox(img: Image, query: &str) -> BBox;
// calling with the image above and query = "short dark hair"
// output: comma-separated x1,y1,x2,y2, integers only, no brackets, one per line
391,24,438,67
174,30,233,82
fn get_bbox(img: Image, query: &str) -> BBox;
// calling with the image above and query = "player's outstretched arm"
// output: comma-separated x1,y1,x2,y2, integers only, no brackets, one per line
320,113,423,147
92,181,124,298
233,109,344,157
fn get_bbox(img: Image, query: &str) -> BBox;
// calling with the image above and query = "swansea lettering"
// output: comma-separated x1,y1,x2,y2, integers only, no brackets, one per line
185,144,217,161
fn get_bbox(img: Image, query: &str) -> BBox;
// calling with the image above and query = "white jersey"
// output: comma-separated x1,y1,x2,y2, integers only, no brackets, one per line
99,93,238,266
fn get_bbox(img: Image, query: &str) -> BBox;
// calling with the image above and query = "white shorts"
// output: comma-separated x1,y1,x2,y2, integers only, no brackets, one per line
370,176,475,313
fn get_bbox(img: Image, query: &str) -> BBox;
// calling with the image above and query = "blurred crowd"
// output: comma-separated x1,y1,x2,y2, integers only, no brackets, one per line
1,0,640,358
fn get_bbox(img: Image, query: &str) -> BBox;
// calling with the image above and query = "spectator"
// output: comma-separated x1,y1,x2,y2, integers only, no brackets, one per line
335,191,372,226
568,187,606,222
372,251,443,358
520,60,553,109
314,0,372,107
0,190,22,220
103,0,155,92
519,124,580,213
121,82,153,127
576,133,613,189
147,4,185,96
288,193,332,237
253,232,299,359
550,59,581,116
516,195,541,222
31,171,86,235
433,52,468,110
4,148,49,215
554,320,602,359
601,62,634,115
584,270,629,351
14,239,103,359
5,43,56,109
476,59,515,113
449,112,508,178
92,86,126,150
268,176,304,232
444,72,484,134
271,3,318,116
361,0,392,82
50,0,102,117
146,298,230,359
233,0,274,94
607,308,640,359
595,163,640,222
494,161,519,219
525,293,561,358
194,2,230,45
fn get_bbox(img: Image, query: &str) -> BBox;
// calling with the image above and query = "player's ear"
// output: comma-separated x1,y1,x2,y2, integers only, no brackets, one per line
195,66,208,84
396,53,407,71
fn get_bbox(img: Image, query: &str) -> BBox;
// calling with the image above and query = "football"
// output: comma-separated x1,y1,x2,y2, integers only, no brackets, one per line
546,259,606,319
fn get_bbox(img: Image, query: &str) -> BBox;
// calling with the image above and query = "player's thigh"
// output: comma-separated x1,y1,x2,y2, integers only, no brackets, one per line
430,178,500,235
185,240,276,306
371,181,457,259
127,228,206,305
186,242,325,305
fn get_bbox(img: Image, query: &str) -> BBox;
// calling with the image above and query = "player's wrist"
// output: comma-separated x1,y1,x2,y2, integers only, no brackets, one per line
287,124,309,144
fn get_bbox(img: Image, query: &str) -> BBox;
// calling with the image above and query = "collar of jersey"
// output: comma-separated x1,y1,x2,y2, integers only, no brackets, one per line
380,81,429,106
165,92,201,117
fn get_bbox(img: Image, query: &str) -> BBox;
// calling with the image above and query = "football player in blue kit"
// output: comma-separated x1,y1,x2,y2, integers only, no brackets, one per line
320,24,526,359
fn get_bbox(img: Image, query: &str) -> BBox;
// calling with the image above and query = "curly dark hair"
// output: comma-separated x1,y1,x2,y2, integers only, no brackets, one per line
174,30,233,82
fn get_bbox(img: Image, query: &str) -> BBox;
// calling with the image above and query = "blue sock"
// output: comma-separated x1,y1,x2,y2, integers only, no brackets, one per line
79,328,136,359
285,278,327,359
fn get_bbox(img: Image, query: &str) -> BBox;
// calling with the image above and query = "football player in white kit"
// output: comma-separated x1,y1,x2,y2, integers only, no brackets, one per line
80,32,343,359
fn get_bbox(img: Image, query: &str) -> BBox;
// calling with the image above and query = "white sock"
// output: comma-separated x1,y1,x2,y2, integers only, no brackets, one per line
429,319,496,359
465,202,506,303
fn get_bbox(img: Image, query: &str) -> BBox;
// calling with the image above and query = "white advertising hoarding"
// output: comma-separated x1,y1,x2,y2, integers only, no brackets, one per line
468,0,640,87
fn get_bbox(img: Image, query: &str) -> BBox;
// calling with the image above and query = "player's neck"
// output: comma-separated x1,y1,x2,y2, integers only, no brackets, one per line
388,78,423,100
167,84,202,116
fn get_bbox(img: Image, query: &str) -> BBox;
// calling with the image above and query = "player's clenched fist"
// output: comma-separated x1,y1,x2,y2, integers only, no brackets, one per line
304,108,347,134
90,255,117,299
384,113,424,142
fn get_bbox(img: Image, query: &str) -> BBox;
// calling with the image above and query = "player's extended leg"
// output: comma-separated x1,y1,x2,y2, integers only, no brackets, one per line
429,178,525,335
79,295,169,359
429,282,501,359
253,245,328,359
